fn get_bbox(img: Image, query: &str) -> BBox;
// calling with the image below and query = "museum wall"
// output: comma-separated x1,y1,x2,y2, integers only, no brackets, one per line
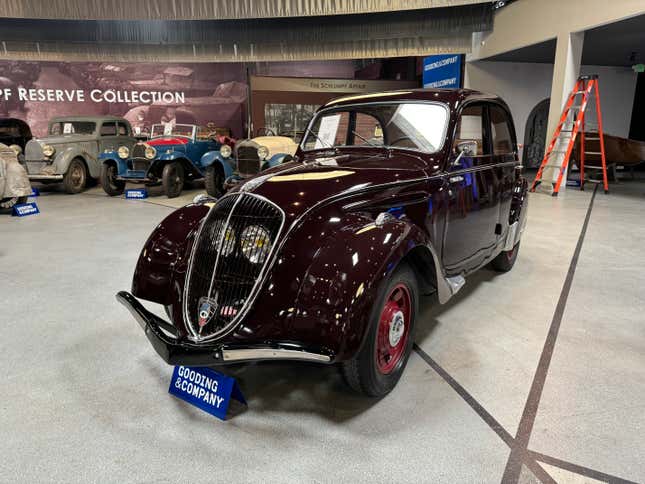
465,60,637,159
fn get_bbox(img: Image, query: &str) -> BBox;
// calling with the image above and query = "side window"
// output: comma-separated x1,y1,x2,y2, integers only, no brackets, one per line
489,105,514,155
353,112,384,146
455,105,487,155
117,122,129,136
303,111,350,150
100,122,117,136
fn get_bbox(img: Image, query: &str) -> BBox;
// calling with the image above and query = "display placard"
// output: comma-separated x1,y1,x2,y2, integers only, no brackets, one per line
168,366,246,420
314,114,341,149
125,188,148,199
12,202,39,217
422,54,462,89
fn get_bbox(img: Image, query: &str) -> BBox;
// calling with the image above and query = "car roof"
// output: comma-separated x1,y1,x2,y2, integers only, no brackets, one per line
0,117,30,127
48,116,128,123
322,88,504,110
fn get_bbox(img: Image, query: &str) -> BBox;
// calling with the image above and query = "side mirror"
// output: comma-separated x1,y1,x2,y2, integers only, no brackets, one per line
456,140,477,157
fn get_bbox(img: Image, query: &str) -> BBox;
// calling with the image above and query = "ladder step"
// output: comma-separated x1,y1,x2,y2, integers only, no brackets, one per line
585,151,602,155
584,137,601,140
584,166,606,170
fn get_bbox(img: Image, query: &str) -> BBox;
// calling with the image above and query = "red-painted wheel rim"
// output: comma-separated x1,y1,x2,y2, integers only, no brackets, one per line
375,283,412,375
506,246,516,261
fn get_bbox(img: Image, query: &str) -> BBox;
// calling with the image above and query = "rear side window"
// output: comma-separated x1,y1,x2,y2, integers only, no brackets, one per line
100,122,117,136
455,105,487,155
117,122,129,136
489,105,514,155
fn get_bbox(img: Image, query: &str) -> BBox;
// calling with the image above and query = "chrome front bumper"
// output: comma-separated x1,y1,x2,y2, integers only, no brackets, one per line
116,291,331,366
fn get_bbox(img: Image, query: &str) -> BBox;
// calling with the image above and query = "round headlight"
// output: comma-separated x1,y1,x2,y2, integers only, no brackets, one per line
42,144,55,157
220,144,232,159
117,146,130,159
9,144,22,155
257,145,269,161
144,145,157,160
240,225,272,264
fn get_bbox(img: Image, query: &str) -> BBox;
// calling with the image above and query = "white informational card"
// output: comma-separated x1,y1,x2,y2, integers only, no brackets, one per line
63,123,73,134
314,114,341,149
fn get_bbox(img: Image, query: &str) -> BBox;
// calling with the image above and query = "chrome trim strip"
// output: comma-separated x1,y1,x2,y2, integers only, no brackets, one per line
221,348,331,363
27,174,64,180
183,192,286,343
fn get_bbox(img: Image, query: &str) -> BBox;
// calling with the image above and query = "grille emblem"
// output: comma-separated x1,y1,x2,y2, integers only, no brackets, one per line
197,296,218,328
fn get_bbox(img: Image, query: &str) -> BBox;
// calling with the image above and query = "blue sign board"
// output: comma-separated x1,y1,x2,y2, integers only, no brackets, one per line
125,188,148,199
169,366,246,420
423,54,462,89
12,202,39,217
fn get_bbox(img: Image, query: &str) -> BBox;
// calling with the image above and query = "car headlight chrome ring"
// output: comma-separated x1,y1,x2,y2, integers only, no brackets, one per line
144,145,157,160
257,145,269,161
220,144,232,159
117,146,130,159
9,144,22,155
240,225,271,264
42,144,55,157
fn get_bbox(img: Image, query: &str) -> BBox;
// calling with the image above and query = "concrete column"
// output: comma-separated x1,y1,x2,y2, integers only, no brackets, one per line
540,31,584,193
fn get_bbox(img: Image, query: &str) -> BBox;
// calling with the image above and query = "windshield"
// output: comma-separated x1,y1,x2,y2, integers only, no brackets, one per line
301,102,448,153
49,121,96,135
151,124,195,139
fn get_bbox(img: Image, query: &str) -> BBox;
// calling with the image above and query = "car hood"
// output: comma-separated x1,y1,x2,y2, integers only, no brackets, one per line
30,134,94,145
234,150,429,221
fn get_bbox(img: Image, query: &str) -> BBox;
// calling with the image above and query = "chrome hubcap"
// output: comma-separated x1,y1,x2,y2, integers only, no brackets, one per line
388,310,405,347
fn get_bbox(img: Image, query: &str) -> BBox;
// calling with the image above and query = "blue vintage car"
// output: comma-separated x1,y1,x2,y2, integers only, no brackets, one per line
99,123,236,198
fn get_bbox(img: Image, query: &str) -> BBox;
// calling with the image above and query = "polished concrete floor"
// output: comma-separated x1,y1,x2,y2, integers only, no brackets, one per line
1,179,644,483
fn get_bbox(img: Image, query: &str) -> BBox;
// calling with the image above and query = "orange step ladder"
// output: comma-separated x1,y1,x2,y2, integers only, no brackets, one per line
530,74,609,196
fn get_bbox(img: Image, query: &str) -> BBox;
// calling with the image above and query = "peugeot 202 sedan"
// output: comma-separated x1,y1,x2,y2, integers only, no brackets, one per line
117,89,528,397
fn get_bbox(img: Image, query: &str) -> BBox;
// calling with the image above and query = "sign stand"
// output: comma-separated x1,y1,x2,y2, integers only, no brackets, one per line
168,366,247,421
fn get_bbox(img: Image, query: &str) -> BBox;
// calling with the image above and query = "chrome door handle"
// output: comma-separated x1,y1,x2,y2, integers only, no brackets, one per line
449,176,464,183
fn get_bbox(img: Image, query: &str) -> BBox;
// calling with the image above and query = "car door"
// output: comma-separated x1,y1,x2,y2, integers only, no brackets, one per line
489,103,519,241
442,102,500,273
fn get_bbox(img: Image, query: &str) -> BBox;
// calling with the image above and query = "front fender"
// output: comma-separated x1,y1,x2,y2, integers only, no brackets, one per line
53,146,94,176
0,156,31,198
100,152,128,175
265,153,291,169
292,213,431,361
201,151,234,178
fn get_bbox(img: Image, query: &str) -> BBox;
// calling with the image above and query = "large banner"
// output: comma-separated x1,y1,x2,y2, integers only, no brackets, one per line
0,61,248,138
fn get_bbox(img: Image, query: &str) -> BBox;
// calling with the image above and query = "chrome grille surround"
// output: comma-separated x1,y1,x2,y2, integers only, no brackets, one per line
182,192,285,342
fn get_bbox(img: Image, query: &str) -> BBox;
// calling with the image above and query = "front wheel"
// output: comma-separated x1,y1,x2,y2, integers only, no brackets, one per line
342,263,418,397
100,163,125,196
204,165,224,198
491,241,520,272
162,162,185,198
63,158,87,194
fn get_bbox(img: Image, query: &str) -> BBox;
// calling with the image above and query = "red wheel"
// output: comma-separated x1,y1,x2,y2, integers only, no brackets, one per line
375,284,412,375
342,264,418,396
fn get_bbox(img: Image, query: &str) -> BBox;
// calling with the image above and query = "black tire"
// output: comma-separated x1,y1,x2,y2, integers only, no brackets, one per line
204,165,224,198
162,162,185,198
491,241,520,272
342,263,418,397
0,196,28,209
62,158,88,194
100,162,125,196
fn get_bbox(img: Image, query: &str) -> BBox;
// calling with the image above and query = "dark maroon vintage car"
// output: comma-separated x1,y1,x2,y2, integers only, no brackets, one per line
117,89,528,397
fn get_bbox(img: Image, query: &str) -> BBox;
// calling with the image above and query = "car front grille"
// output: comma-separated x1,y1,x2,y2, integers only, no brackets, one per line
24,140,44,162
237,146,261,177
131,143,147,159
128,159,150,172
183,193,284,341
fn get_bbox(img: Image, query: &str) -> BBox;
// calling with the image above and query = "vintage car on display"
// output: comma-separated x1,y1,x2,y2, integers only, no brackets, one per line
224,132,297,189
23,116,137,193
99,123,233,198
0,118,33,157
117,89,529,397
0,143,32,210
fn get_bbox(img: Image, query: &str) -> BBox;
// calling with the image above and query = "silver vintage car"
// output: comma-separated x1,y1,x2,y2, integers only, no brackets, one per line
24,116,137,193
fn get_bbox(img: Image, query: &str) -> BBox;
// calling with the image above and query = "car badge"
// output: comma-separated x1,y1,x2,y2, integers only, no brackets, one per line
197,296,218,328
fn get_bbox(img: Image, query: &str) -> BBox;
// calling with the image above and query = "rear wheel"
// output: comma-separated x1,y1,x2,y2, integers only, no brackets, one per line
491,241,520,272
100,163,125,196
162,162,185,198
342,263,418,397
204,165,224,198
63,158,87,194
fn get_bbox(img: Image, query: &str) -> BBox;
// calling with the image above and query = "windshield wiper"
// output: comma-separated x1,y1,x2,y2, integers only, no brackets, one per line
351,130,379,147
